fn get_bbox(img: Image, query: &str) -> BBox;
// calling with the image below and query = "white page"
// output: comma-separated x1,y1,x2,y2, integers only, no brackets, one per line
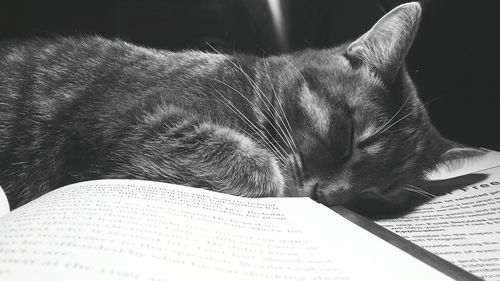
0,179,453,281
0,185,9,217
378,166,500,281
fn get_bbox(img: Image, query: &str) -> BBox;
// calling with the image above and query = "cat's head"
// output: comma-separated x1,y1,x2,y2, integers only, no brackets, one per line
262,2,481,210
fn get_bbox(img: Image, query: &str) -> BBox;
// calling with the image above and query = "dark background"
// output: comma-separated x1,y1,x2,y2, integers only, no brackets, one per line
1,0,498,150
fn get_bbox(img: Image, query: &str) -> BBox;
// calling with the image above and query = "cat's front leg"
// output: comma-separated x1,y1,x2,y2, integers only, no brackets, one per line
102,119,286,198
180,122,286,197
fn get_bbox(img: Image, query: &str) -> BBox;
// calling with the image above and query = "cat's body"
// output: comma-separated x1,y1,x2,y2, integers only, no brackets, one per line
0,2,474,210
0,36,291,207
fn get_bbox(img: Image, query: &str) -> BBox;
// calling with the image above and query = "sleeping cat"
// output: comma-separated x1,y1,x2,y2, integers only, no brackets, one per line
0,2,477,210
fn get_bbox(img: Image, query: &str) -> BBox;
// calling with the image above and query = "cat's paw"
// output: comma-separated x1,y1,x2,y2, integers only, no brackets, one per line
192,123,285,197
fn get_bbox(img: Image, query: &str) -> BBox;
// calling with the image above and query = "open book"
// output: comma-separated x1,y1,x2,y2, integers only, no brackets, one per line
377,149,500,281
0,150,499,281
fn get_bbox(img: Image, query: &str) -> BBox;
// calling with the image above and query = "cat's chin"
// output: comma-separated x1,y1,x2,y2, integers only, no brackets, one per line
345,198,402,218
314,189,356,207
345,187,426,218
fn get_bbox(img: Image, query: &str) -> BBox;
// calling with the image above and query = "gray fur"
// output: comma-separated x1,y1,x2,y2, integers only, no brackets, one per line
0,2,478,211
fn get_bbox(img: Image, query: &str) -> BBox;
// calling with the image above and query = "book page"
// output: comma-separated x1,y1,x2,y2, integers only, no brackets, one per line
377,166,500,281
0,179,452,281
0,185,9,217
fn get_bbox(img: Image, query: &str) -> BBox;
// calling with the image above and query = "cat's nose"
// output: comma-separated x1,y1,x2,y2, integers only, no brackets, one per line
316,187,348,206
310,183,319,200
316,189,334,206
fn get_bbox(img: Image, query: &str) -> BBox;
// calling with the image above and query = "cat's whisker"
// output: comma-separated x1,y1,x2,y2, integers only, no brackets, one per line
384,127,417,135
275,99,298,151
228,119,280,159
211,91,289,165
384,128,408,133
209,77,292,156
405,184,437,198
249,63,297,154
263,60,299,152
205,45,293,154
248,65,293,150
273,58,301,145
210,87,288,164
422,95,443,108
210,89,273,148
208,110,273,154
273,93,297,150
205,44,293,152
212,92,288,164
208,52,296,153
283,56,308,87
232,54,293,149
250,83,296,154
405,184,436,198
231,56,298,155
371,96,410,138
403,187,434,199
375,110,414,137
207,45,293,150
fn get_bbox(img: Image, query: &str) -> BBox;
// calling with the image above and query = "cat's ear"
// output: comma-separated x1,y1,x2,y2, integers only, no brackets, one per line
346,2,422,83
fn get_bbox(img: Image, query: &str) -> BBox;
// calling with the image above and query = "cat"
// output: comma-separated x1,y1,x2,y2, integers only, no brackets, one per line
0,2,479,211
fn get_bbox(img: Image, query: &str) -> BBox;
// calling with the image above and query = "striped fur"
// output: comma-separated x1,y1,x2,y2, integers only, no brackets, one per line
0,2,478,211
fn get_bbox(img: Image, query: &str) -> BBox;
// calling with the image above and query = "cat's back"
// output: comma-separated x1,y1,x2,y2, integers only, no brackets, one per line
0,36,231,163
0,36,228,129
0,36,222,98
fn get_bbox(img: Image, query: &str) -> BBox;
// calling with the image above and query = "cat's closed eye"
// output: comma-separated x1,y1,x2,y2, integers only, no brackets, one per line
357,134,380,150
343,119,355,161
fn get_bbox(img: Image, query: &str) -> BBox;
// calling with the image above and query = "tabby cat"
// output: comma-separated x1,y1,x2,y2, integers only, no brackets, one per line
0,2,476,210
